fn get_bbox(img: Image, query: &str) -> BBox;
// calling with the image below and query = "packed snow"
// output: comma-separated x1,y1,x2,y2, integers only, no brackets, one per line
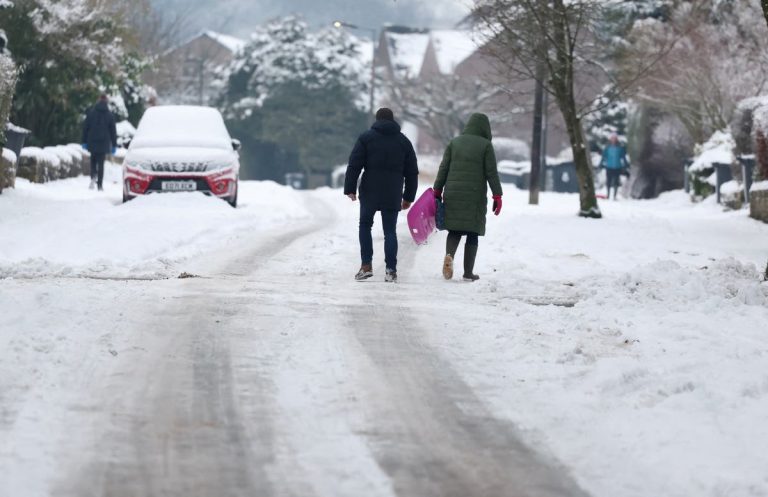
0,172,766,497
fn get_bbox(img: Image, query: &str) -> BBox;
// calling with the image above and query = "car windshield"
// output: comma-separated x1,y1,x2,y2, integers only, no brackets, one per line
130,106,232,150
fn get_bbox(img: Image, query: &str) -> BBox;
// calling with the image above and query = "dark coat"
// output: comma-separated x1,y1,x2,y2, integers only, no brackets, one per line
344,119,419,211
82,101,117,155
433,113,503,236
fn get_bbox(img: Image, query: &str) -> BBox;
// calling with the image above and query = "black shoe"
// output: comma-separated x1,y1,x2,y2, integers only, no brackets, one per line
384,268,397,283
355,264,373,281
462,274,480,282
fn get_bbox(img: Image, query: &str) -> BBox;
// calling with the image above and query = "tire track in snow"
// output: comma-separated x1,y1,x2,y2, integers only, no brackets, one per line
344,240,590,497
54,197,335,497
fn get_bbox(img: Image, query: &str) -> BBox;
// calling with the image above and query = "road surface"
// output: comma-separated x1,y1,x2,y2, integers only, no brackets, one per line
3,194,589,497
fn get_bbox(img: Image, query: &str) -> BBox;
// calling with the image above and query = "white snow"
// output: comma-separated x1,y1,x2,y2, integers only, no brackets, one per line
750,179,768,192
690,130,735,172
20,147,60,168
719,179,741,195
429,30,478,75
384,31,431,79
129,105,232,151
2,147,16,163
0,175,767,497
204,30,247,54
115,119,136,138
497,159,529,175
5,122,29,134
0,165,309,279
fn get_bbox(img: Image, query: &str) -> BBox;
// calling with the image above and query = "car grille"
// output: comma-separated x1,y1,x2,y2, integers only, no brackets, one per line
146,162,210,173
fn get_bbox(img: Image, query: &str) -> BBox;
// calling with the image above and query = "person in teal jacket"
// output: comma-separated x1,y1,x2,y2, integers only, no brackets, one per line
599,134,629,200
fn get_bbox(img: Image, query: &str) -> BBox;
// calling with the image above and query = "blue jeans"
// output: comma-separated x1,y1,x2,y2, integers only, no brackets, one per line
359,203,398,270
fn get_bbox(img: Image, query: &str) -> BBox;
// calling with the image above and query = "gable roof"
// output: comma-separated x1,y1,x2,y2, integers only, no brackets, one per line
428,30,478,75
382,30,431,80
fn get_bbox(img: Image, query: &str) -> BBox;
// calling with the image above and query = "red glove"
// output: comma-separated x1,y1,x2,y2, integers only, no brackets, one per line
492,195,502,216
433,188,442,200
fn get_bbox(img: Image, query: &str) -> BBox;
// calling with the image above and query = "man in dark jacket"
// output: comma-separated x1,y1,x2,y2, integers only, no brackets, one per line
82,94,117,191
344,108,419,282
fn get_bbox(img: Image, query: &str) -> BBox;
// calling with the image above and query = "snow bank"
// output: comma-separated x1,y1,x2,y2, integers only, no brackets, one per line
719,179,741,195
20,147,60,168
2,147,16,163
413,186,768,497
0,170,310,279
690,130,735,172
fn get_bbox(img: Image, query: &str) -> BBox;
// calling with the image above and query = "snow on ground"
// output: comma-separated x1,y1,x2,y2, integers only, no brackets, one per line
0,173,766,497
406,187,768,497
0,163,310,279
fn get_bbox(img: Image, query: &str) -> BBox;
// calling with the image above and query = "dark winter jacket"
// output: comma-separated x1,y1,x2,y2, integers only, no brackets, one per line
82,101,117,155
344,119,419,211
433,113,503,236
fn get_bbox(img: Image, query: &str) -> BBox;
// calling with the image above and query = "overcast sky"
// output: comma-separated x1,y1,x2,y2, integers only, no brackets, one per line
154,0,472,38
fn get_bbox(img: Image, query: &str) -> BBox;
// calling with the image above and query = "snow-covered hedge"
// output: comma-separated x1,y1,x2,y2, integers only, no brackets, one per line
688,130,735,200
0,147,15,191
16,145,90,183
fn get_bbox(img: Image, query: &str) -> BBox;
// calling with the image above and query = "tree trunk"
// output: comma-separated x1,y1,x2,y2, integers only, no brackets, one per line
529,70,545,205
558,92,601,218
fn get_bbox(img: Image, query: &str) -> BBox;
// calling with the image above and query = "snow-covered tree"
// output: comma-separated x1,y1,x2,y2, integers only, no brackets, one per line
216,17,369,178
623,0,768,144
0,0,149,145
386,74,504,147
218,16,368,120
0,51,17,144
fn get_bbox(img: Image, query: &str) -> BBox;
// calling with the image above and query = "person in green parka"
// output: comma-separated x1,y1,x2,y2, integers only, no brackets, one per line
433,113,503,281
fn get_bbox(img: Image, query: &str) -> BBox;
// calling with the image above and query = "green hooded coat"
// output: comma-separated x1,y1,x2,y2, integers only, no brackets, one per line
433,113,503,236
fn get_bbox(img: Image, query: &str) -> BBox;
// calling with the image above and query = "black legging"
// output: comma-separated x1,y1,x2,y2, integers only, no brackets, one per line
606,168,620,198
447,230,478,256
90,153,106,188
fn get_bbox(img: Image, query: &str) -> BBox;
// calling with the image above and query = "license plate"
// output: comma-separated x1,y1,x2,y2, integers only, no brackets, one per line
161,180,197,192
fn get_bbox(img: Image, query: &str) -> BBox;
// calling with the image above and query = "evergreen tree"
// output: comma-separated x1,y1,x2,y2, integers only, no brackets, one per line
217,16,369,180
0,0,148,145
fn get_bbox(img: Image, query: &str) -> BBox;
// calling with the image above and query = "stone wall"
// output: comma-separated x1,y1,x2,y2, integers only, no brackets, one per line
749,189,768,223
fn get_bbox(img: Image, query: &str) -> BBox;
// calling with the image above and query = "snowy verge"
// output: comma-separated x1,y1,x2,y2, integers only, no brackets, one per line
0,167,310,279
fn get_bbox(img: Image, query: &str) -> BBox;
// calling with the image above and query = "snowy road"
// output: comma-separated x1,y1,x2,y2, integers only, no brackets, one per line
36,195,584,497
2,175,767,496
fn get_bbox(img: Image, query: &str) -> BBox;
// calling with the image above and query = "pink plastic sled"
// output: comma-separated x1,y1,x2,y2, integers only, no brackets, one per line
407,188,437,245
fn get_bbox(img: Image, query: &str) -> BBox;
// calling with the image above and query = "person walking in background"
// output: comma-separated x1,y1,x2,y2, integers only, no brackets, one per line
434,113,503,282
344,108,419,283
82,94,117,191
599,134,629,200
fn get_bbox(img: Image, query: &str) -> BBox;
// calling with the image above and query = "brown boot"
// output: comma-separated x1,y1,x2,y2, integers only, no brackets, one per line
355,264,373,281
443,254,454,280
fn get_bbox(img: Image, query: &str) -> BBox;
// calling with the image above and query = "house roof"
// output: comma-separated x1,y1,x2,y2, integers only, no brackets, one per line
202,31,247,54
429,30,478,75
383,30,431,80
